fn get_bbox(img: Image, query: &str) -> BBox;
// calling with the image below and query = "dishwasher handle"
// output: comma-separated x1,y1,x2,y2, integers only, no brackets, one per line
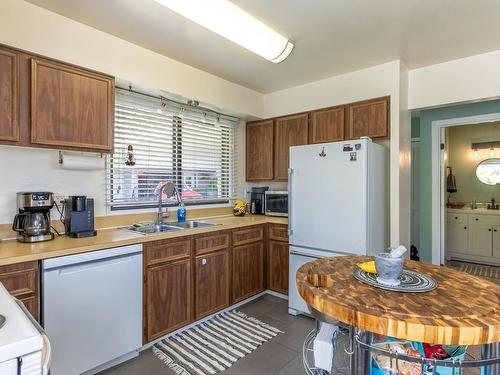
42,244,142,271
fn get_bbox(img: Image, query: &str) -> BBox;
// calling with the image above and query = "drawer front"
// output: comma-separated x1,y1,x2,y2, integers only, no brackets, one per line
269,224,288,242
232,226,264,246
144,238,191,266
447,213,468,224
469,214,500,226
194,231,230,256
0,261,38,297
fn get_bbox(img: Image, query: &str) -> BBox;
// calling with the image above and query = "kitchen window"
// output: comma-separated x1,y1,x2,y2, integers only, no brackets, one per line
106,88,238,210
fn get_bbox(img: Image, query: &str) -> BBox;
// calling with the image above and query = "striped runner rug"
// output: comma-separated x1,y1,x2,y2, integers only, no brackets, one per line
152,310,283,375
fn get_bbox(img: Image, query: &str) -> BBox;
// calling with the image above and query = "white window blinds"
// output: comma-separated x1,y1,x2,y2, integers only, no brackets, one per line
107,89,238,209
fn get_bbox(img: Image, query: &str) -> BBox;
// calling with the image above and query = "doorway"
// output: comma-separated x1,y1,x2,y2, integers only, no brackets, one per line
430,114,500,266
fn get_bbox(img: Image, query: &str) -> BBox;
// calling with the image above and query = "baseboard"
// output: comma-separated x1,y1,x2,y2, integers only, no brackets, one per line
141,289,288,351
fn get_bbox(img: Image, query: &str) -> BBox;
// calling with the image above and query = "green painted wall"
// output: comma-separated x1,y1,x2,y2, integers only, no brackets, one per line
411,117,420,138
418,100,500,262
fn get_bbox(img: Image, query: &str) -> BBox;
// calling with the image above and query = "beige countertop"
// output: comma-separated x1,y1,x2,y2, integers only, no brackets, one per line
0,215,288,266
447,207,500,215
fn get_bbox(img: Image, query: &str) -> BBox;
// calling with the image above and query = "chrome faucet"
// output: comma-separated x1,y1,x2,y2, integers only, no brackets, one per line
157,182,184,224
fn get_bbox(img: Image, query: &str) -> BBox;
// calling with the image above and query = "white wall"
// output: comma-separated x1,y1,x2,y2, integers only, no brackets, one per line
0,0,263,119
0,146,106,224
408,49,500,110
263,61,407,247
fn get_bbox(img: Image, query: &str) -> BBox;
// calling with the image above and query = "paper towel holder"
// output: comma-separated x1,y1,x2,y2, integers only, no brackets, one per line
58,151,104,164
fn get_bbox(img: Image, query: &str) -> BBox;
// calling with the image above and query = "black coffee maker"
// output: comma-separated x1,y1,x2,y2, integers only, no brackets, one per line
63,196,97,238
12,192,55,243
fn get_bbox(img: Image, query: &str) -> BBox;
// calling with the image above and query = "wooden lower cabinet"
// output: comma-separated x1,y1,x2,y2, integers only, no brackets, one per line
144,258,192,343
268,240,289,295
195,250,230,320
232,241,264,303
0,261,39,321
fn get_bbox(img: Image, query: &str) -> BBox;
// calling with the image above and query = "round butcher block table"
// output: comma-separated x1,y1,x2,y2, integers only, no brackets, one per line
297,256,500,346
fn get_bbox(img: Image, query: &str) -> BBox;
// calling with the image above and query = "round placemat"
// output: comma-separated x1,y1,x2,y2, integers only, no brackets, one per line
353,268,437,292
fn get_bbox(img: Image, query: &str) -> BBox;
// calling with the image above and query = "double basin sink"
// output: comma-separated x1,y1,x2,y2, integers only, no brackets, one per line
126,220,218,235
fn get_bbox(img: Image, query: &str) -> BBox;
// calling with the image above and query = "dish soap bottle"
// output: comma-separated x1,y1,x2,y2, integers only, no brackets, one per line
177,203,186,223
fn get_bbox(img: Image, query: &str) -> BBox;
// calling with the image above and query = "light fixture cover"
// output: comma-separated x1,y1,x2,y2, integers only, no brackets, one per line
153,0,294,63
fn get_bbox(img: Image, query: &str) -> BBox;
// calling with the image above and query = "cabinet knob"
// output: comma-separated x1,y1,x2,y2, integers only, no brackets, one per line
455,216,458,219
476,218,479,221
464,226,467,230
201,258,208,265
495,229,498,232
489,228,492,232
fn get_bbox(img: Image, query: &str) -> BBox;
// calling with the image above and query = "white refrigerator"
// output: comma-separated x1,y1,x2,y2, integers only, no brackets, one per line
288,138,388,315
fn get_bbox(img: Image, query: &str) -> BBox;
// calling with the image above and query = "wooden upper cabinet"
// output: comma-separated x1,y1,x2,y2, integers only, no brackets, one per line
309,106,345,144
0,47,19,142
246,120,274,181
347,97,389,140
31,58,114,152
274,113,308,180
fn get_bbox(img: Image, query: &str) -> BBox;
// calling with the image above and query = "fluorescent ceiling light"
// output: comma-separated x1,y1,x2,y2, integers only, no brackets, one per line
153,0,294,63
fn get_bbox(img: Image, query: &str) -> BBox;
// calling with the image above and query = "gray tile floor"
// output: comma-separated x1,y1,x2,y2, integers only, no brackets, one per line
100,295,313,375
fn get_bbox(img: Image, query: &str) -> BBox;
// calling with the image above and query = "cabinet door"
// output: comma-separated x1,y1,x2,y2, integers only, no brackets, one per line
145,258,192,342
468,224,493,257
309,106,345,144
246,120,274,181
274,113,309,180
347,97,389,140
268,240,289,295
0,47,19,142
195,250,229,319
31,58,114,152
446,223,468,255
494,226,500,258
232,241,264,303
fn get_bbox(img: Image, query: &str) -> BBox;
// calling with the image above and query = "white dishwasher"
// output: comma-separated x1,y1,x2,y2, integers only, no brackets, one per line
42,244,143,375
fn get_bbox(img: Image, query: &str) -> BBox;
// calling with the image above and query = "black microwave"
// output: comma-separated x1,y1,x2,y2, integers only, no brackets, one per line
264,191,288,217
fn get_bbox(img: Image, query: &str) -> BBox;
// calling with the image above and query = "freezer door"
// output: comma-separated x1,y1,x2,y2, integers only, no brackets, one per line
289,140,367,254
288,246,343,316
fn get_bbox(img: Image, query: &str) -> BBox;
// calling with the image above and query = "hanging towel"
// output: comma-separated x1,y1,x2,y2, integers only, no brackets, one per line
446,166,457,193
313,322,338,372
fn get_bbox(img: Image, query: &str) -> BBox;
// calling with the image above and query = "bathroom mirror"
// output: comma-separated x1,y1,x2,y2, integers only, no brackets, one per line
476,158,500,185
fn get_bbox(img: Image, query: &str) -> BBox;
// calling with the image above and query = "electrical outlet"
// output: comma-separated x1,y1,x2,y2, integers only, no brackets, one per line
53,194,67,205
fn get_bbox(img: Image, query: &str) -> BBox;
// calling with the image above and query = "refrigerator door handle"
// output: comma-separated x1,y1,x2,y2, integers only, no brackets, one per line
288,168,293,236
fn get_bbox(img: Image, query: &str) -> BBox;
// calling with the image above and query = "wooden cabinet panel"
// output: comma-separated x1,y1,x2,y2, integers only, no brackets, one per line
447,223,468,255
274,113,309,180
194,231,230,256
144,238,191,266
468,224,493,257
31,58,114,152
347,97,389,140
145,258,192,342
309,106,345,144
268,240,289,295
232,242,264,303
246,120,274,181
19,295,38,321
0,261,39,321
232,225,264,247
195,250,229,319
269,224,288,242
494,226,500,258
0,47,19,142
